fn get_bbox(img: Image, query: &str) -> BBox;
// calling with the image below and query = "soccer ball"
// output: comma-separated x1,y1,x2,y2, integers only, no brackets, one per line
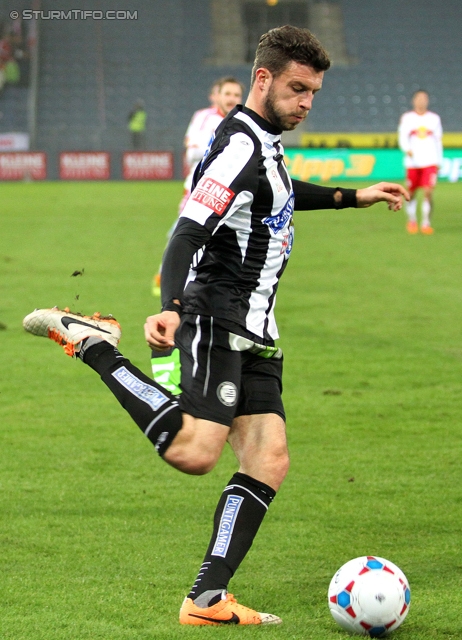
328,556,411,637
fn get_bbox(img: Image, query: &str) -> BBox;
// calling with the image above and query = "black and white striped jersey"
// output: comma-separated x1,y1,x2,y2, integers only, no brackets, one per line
178,105,294,342
161,105,356,344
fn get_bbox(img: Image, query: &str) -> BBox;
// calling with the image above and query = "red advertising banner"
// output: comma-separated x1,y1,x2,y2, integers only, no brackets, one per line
123,151,174,180
60,152,110,180
0,152,46,180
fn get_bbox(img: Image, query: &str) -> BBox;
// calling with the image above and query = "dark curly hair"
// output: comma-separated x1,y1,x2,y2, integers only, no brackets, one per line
250,25,331,87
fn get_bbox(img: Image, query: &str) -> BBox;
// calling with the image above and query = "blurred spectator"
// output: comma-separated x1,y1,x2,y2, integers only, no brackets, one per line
127,99,147,149
4,56,20,84
0,30,11,95
0,15,30,92
0,32,12,63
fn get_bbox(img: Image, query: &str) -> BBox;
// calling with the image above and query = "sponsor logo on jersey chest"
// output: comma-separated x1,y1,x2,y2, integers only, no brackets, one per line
263,193,295,233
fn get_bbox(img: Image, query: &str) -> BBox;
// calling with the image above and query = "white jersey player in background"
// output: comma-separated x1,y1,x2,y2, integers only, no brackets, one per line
180,77,244,213
179,80,221,202
398,90,443,234
153,77,244,295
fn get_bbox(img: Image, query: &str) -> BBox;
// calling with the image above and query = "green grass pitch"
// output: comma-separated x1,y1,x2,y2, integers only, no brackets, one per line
1,180,461,639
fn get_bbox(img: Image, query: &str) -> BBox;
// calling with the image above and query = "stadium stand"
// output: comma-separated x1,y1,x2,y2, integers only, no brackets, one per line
308,0,462,133
32,0,238,177
0,0,460,176
0,1,31,136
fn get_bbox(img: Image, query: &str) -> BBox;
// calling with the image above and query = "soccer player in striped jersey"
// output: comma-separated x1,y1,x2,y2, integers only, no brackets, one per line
24,26,409,626
398,90,443,234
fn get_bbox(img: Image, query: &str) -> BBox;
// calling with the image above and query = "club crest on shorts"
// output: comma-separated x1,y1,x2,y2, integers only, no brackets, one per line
217,381,238,407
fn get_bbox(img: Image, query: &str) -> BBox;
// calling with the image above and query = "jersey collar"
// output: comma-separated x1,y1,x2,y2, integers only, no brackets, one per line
234,105,283,135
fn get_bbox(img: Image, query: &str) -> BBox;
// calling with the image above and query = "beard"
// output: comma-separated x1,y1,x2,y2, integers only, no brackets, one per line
262,84,306,131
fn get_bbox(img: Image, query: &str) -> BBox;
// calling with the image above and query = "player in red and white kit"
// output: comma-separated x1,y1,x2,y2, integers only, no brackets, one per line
398,90,443,234
177,81,221,200
153,77,244,295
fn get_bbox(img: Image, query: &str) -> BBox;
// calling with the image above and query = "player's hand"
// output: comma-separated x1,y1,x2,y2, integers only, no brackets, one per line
144,311,180,351
356,182,410,212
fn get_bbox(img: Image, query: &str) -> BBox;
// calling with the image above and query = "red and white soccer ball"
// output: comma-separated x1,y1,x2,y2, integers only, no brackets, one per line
328,556,411,637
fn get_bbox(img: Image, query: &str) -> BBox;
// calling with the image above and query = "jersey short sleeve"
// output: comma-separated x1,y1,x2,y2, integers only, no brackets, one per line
180,130,256,231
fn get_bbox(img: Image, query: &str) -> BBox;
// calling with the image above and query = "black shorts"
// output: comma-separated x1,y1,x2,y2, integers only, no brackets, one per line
174,314,285,426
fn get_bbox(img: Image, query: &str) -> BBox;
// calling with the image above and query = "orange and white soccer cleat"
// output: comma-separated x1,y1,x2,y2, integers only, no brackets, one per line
179,592,282,626
23,307,121,357
406,221,418,234
420,225,434,234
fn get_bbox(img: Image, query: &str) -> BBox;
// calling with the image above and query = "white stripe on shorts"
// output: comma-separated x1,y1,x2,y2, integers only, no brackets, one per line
203,317,214,397
191,315,201,378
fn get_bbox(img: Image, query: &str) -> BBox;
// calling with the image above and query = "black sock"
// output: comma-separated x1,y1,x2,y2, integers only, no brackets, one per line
187,472,276,603
82,340,182,456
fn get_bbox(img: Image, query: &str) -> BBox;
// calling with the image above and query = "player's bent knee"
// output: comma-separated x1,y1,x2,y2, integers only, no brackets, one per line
161,415,229,475
268,442,290,476
245,448,289,491
162,447,219,476
273,451,290,484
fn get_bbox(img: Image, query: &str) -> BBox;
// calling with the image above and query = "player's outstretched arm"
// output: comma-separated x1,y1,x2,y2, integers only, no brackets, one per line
356,182,410,211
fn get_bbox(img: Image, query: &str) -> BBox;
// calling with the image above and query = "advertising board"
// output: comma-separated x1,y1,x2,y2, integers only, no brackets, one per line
284,149,462,183
122,152,174,180
59,152,110,180
0,152,46,180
